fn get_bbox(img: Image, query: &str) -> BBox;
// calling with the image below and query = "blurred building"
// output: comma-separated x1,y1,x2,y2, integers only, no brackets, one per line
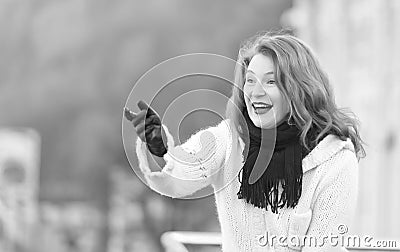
38,202,102,252
284,0,400,239
108,168,162,252
0,128,40,251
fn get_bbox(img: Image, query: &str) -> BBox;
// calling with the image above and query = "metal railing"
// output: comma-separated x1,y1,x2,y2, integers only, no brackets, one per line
161,231,400,252
161,232,221,252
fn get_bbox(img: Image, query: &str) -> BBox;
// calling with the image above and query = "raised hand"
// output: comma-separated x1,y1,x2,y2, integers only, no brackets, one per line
124,100,168,157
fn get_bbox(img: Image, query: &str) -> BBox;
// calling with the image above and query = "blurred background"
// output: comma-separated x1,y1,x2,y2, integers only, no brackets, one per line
0,0,399,251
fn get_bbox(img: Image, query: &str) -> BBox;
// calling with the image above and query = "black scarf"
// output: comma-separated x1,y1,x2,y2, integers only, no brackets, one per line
237,108,311,213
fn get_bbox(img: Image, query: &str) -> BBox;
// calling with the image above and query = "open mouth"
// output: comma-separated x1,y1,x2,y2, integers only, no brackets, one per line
252,102,272,109
251,102,273,114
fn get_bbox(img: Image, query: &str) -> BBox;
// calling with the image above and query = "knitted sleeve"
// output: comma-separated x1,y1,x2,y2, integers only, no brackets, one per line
135,119,232,198
302,149,359,251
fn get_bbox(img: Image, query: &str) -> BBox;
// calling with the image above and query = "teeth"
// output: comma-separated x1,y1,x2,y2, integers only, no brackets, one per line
252,102,272,109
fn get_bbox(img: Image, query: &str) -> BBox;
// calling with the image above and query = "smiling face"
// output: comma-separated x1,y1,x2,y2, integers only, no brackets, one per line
243,53,290,129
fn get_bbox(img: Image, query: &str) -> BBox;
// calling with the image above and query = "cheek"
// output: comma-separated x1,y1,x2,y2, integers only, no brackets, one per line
279,92,290,113
272,89,289,112
281,98,290,115
283,100,290,113
243,86,252,104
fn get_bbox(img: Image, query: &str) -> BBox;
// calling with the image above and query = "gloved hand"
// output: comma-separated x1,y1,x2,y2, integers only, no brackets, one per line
124,100,168,157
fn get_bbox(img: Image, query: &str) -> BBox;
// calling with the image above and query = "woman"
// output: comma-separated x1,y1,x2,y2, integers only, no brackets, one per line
125,31,365,251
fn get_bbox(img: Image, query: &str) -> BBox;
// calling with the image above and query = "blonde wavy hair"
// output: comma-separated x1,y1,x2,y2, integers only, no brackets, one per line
226,30,366,159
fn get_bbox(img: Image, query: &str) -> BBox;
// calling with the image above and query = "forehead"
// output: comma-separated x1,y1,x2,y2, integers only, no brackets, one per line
247,53,274,74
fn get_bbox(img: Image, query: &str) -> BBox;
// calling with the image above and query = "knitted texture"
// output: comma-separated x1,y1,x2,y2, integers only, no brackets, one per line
135,120,359,252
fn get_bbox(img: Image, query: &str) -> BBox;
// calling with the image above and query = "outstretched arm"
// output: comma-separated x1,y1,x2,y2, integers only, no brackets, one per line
136,120,232,198
125,100,232,198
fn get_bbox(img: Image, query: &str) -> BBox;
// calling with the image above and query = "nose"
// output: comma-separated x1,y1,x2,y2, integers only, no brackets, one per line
252,82,267,97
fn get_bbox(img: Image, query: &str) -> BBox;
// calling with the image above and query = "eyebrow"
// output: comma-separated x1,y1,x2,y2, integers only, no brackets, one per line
246,70,274,76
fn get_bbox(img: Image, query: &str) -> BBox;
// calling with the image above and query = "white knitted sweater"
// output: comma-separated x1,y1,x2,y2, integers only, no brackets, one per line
136,120,359,252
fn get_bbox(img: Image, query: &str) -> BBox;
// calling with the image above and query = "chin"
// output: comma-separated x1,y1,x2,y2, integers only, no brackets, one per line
259,122,275,129
249,114,273,129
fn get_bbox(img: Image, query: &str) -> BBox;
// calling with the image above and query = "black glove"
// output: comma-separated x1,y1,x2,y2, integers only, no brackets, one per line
124,100,168,157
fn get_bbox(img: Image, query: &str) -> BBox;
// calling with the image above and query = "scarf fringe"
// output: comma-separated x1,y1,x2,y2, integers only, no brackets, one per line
237,162,303,214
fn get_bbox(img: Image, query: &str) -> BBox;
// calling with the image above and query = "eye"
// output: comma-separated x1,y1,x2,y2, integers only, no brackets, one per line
246,78,255,83
265,79,276,85
245,77,255,84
